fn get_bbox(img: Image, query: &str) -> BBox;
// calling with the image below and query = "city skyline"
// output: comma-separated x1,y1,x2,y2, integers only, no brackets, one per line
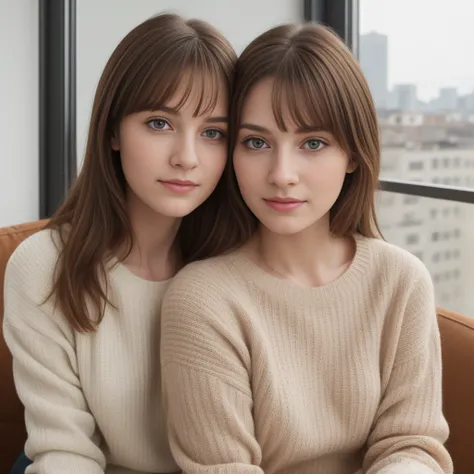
360,31,474,112
360,0,474,101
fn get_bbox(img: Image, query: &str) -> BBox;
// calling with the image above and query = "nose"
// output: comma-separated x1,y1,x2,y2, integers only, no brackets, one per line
268,149,299,188
170,133,199,170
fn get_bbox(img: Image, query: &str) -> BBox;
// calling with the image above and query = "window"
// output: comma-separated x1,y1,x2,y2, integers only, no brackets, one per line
376,194,473,315
311,0,474,317
409,161,423,171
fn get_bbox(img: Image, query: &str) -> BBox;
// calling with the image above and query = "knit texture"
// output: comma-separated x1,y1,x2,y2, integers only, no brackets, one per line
161,234,453,474
3,230,179,474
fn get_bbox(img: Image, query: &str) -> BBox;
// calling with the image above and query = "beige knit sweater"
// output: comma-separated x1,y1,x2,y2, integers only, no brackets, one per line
161,235,453,474
3,230,179,474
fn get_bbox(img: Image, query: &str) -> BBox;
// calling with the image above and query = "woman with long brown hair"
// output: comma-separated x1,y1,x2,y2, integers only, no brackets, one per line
161,22,453,473
3,13,243,474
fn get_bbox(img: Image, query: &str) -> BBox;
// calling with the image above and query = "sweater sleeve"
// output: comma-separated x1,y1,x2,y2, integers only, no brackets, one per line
160,269,264,474
362,262,453,474
3,239,106,474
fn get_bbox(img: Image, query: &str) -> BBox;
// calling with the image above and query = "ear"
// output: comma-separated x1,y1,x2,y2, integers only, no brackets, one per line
111,133,120,151
346,157,358,174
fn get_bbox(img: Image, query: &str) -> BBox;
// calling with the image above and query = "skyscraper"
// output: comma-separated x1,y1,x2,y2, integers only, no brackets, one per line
393,84,418,110
359,32,388,110
439,87,458,111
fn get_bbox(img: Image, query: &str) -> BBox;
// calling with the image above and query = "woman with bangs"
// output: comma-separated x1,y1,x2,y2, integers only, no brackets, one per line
161,22,453,474
3,13,243,474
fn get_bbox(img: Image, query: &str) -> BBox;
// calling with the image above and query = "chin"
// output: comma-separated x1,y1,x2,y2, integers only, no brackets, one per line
259,218,310,236
146,200,200,219
155,206,199,218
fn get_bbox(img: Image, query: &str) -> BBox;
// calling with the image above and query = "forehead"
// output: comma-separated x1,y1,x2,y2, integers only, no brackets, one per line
164,74,228,117
241,78,304,132
240,74,336,136
241,78,287,124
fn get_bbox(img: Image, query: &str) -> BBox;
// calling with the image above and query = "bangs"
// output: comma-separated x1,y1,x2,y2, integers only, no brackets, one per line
122,42,226,117
270,54,339,136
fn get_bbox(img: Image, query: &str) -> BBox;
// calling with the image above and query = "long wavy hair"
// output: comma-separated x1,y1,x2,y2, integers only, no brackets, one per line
46,13,251,332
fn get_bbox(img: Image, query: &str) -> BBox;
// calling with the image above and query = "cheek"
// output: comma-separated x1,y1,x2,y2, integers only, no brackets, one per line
199,143,227,180
233,155,257,194
120,133,164,172
309,160,348,189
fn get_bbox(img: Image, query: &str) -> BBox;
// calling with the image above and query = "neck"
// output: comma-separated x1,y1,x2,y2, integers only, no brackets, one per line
120,190,181,281
255,216,355,287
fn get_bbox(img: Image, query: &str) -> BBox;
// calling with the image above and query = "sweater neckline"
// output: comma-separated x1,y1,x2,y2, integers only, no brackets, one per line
107,256,173,288
228,234,372,300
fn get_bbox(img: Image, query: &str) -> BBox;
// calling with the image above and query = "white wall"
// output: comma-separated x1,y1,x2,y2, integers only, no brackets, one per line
76,0,303,166
0,0,39,227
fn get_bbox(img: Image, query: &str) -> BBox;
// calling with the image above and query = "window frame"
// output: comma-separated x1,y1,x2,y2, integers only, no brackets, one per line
304,0,474,204
39,0,77,219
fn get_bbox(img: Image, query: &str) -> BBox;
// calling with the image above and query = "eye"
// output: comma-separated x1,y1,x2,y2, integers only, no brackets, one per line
302,139,326,151
202,129,225,140
147,118,171,131
243,137,269,150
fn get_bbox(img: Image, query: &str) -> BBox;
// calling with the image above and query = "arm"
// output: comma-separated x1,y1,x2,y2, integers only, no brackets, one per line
160,274,264,474
362,265,453,474
3,249,105,474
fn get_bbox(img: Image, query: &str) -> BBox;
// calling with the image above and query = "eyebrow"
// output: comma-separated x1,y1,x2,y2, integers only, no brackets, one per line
239,123,325,134
239,123,270,134
158,106,228,124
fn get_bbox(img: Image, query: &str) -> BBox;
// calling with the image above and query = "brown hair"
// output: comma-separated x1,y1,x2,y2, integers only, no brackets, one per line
227,22,382,239
46,13,248,332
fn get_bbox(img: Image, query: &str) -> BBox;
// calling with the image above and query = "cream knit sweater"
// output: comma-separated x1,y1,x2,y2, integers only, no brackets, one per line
3,230,179,474
161,235,453,474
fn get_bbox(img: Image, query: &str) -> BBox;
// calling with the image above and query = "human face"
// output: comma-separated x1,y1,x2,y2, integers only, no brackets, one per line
233,77,355,236
112,81,228,219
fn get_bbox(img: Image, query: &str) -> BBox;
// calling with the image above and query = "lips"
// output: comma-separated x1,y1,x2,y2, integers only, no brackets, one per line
263,197,305,212
161,179,197,186
159,179,198,194
265,197,304,204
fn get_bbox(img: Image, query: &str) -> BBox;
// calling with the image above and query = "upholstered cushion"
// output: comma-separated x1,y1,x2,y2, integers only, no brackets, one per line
437,308,474,474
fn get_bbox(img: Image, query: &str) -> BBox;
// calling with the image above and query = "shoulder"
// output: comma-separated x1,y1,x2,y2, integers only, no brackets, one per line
3,229,76,337
364,236,432,288
161,254,252,379
162,253,246,332
4,229,64,318
166,253,241,302
6,229,62,287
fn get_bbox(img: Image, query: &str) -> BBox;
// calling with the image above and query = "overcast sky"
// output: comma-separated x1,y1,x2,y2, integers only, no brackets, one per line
360,0,474,100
